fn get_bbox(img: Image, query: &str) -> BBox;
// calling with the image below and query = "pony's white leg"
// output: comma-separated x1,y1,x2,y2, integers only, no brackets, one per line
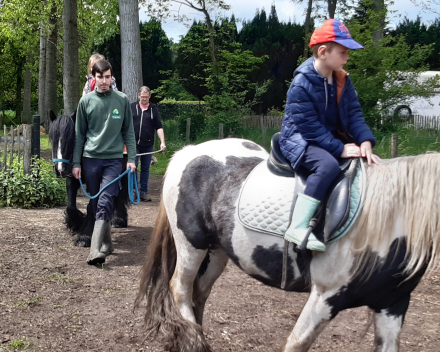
170,231,208,325
372,309,403,352
283,286,332,352
193,248,229,325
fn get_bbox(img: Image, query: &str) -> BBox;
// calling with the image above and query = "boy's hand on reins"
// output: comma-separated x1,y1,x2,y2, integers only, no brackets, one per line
341,143,361,159
127,162,136,173
73,167,81,179
360,141,381,166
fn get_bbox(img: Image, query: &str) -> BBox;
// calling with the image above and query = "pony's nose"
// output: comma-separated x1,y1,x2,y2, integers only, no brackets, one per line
53,165,63,178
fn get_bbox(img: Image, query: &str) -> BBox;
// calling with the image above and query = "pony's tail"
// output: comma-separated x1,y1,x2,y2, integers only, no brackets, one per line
135,199,211,352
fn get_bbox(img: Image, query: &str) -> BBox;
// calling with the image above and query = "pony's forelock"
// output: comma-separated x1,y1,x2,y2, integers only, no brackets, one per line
351,153,440,277
49,113,75,160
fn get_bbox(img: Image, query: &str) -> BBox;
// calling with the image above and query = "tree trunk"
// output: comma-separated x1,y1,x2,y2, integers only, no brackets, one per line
22,52,33,124
118,0,143,103
303,0,313,58
201,9,218,75
38,19,47,125
15,58,23,123
44,6,58,131
63,0,79,115
372,0,385,46
328,0,337,18
0,72,3,129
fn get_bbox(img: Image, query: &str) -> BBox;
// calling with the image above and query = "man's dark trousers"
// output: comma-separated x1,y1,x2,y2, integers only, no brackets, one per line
135,145,154,194
82,157,123,221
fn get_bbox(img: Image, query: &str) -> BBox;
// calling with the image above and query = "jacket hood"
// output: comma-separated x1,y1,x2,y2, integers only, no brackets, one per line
294,57,319,78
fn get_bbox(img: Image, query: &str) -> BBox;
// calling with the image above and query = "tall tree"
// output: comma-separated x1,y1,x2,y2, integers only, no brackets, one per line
372,0,385,46
22,52,33,124
14,52,24,122
140,20,173,90
327,0,337,17
238,6,305,112
0,0,42,122
118,0,143,102
304,0,313,57
292,0,315,57
44,4,58,129
144,0,230,86
345,1,436,125
63,0,79,114
38,8,47,125
391,16,440,70
410,0,440,15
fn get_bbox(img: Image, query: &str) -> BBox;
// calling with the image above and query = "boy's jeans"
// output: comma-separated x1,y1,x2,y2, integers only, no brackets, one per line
301,145,340,201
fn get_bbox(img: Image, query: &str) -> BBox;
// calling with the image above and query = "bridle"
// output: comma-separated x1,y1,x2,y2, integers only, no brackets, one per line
52,115,74,176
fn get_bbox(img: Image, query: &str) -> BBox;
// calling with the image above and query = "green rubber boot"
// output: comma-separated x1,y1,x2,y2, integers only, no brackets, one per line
100,221,114,256
87,220,107,265
284,194,326,252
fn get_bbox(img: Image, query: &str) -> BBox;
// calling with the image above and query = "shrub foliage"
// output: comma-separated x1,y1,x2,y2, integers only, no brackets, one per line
0,157,66,208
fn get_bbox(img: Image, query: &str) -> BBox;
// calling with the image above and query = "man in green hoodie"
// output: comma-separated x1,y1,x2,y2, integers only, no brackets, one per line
72,59,136,265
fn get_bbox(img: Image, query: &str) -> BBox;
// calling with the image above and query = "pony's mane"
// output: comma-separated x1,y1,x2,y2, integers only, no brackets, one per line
351,153,440,277
48,113,75,159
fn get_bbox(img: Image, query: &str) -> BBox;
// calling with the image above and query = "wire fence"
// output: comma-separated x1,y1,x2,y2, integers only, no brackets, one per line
240,114,440,158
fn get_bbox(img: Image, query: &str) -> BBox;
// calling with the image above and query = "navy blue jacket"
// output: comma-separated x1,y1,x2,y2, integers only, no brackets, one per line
280,57,376,169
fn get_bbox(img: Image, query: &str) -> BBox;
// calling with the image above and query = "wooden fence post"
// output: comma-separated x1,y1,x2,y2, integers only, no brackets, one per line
260,116,267,150
219,123,224,139
391,133,398,158
23,124,32,174
3,125,7,170
185,118,191,145
17,125,21,164
9,126,14,166
32,115,40,158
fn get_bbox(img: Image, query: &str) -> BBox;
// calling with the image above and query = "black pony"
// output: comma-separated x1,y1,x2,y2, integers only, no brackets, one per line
49,111,129,247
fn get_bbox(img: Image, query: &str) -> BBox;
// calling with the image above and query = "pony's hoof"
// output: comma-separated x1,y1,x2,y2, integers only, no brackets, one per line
111,218,127,228
74,236,91,247
87,252,106,265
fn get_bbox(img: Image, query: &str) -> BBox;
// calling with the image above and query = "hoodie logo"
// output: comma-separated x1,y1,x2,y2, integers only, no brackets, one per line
112,108,120,119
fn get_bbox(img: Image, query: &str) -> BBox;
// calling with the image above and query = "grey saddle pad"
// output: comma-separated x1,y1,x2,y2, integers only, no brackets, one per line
237,160,366,243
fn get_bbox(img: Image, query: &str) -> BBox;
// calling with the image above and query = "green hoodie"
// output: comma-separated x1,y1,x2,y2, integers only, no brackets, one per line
73,89,136,167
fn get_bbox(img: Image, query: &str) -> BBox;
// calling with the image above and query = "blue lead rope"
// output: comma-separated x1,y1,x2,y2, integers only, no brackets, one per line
79,168,140,205
53,148,163,205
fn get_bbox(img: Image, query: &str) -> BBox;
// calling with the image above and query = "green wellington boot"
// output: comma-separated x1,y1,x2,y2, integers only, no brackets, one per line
100,221,114,256
284,193,326,252
87,220,107,265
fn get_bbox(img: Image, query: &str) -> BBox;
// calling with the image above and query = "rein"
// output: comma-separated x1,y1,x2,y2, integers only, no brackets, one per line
52,148,163,205
52,150,162,205
135,149,164,157
79,168,140,205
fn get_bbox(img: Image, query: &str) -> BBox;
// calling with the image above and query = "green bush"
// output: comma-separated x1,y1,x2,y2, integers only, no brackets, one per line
157,100,206,121
176,110,206,141
0,110,20,127
0,157,66,208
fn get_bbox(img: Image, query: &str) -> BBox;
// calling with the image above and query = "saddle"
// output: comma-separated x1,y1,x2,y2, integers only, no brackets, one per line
238,133,365,245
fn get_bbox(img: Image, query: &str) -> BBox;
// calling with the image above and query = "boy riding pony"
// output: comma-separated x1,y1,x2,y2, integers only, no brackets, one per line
280,19,380,252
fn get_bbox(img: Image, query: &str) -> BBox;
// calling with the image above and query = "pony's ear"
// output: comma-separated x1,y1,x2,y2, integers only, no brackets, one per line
70,110,77,122
49,110,57,122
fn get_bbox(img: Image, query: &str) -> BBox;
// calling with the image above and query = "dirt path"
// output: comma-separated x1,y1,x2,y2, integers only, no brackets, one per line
1,175,440,351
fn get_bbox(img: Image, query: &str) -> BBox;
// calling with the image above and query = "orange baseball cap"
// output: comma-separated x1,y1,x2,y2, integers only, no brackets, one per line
309,19,364,49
